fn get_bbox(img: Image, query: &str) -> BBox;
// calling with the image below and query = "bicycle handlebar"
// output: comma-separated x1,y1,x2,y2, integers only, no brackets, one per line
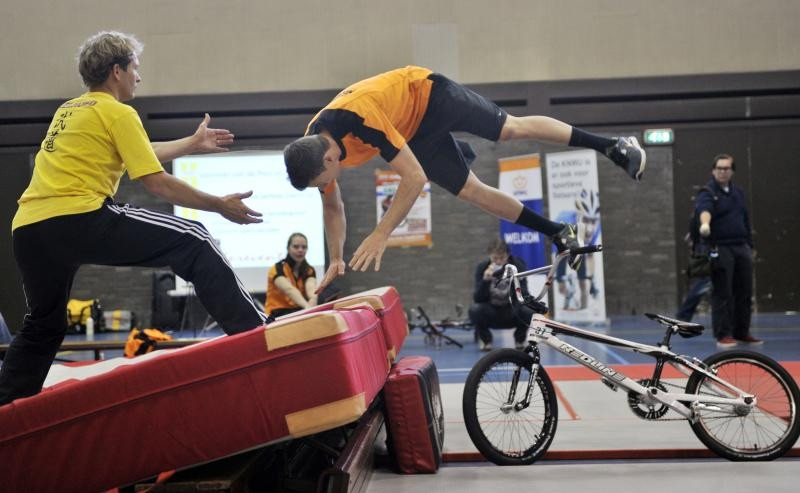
570,244,603,255
503,244,603,308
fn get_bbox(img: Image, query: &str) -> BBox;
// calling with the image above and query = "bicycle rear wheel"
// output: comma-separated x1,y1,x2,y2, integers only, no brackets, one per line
462,348,558,465
685,350,800,460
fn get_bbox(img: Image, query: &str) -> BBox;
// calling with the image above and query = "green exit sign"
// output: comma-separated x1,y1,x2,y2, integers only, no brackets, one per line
643,128,674,145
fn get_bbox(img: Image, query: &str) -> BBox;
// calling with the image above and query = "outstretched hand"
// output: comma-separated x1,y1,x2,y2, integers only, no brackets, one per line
349,231,389,272
219,190,262,224
193,113,235,153
316,259,346,294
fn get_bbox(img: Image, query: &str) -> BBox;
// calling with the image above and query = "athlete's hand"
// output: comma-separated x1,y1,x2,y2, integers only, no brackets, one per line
349,231,389,272
219,190,262,224
699,223,711,238
316,259,346,294
193,113,235,153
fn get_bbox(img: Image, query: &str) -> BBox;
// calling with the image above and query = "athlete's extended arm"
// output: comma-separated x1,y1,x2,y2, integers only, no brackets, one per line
316,182,347,293
349,145,427,272
139,171,262,225
150,113,234,163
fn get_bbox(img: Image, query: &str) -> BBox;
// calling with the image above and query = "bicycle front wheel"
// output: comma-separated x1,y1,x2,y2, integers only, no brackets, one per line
462,348,558,465
685,350,800,460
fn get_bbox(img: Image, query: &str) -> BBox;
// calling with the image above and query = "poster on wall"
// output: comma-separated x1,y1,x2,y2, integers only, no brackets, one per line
375,169,432,247
498,154,546,269
545,150,606,323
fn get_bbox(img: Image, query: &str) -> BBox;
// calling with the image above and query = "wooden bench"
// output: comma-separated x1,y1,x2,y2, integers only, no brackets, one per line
0,338,206,361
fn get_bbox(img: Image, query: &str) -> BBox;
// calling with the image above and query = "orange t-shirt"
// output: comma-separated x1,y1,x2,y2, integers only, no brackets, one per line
265,259,316,314
307,66,434,175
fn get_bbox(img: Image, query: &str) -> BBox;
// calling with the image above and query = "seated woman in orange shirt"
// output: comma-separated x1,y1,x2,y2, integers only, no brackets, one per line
265,233,318,318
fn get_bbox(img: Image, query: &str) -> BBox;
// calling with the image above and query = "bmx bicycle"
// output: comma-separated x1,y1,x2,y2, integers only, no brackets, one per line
462,246,800,464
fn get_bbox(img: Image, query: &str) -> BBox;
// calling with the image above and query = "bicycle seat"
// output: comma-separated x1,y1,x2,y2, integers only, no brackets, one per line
645,313,704,338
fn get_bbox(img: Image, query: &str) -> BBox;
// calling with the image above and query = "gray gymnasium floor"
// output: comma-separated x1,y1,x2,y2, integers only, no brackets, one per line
366,312,800,493
56,312,800,491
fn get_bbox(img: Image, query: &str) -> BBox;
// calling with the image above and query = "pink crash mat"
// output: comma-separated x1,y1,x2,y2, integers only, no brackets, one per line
0,308,389,493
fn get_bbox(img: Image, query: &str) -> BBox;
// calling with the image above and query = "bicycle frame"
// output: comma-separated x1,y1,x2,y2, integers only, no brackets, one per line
503,251,757,422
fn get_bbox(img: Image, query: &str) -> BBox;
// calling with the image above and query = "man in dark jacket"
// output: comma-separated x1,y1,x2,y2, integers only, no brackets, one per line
696,154,761,348
469,239,533,351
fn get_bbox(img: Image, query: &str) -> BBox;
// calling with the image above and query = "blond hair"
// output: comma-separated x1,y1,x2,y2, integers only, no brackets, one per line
77,31,143,88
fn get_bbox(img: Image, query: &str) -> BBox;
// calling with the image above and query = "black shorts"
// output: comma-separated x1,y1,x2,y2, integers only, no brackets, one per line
408,73,508,195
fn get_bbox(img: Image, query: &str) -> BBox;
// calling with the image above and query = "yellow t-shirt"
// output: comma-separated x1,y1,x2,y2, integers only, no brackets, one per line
12,91,164,231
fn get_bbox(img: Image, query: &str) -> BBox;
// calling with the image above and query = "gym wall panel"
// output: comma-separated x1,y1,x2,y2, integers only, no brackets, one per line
1,71,798,325
0,153,33,329
1,0,799,100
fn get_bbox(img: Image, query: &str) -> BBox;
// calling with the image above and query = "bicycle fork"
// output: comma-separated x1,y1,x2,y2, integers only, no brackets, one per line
501,345,541,413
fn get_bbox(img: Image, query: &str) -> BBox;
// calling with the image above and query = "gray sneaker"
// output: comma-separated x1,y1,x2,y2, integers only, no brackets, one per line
607,136,646,181
552,223,583,270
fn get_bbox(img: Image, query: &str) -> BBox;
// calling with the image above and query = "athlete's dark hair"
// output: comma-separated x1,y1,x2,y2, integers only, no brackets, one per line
712,153,735,171
284,135,330,190
487,238,510,255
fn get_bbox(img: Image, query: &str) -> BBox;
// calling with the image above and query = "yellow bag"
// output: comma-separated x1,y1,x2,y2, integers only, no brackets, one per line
124,328,173,358
66,299,96,325
66,299,102,334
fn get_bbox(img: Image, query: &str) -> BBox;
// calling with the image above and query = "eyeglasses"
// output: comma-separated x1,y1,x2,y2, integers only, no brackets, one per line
714,167,733,171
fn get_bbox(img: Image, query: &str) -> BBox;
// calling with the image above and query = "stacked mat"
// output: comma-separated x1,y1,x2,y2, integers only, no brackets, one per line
0,300,408,493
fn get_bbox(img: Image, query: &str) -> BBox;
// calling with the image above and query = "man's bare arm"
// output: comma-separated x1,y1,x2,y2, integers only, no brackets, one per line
349,145,427,272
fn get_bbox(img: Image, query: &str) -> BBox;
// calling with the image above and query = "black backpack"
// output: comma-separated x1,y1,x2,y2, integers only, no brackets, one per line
685,185,718,278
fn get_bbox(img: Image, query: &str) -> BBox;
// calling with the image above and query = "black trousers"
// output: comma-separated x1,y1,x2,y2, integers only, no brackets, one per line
0,201,267,405
710,244,753,339
468,302,531,344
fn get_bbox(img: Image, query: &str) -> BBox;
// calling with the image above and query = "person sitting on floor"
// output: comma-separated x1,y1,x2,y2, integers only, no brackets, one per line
265,232,318,318
469,239,533,351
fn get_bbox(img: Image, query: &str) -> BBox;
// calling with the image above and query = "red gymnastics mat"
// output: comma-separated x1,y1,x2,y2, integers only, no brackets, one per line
287,286,409,363
0,308,390,493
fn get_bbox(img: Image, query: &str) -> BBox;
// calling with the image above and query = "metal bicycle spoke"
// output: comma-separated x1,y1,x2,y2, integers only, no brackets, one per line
463,349,557,465
687,352,800,460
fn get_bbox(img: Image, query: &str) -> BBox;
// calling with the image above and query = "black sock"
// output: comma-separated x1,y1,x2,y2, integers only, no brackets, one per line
568,128,616,154
515,207,563,236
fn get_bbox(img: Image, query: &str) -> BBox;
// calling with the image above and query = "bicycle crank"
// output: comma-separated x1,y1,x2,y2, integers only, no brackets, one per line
627,379,670,420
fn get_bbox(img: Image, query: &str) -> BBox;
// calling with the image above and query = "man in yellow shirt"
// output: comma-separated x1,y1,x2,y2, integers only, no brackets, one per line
0,31,267,406
284,67,645,291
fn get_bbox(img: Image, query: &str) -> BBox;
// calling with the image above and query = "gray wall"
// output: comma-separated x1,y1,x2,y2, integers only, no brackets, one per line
334,138,675,320
2,70,798,329
65,137,673,324
2,0,799,101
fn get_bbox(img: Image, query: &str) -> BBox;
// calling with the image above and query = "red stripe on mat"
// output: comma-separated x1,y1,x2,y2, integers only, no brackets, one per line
552,382,580,420
443,447,800,462
545,361,800,382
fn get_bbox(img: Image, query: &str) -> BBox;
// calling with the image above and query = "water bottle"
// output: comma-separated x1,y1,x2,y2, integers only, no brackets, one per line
86,316,95,340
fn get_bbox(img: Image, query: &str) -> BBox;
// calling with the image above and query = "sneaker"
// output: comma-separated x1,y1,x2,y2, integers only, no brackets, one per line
716,336,738,348
735,335,764,345
478,340,493,352
552,223,583,270
607,136,646,181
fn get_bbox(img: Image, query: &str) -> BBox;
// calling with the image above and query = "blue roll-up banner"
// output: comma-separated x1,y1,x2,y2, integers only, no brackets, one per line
498,154,546,269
